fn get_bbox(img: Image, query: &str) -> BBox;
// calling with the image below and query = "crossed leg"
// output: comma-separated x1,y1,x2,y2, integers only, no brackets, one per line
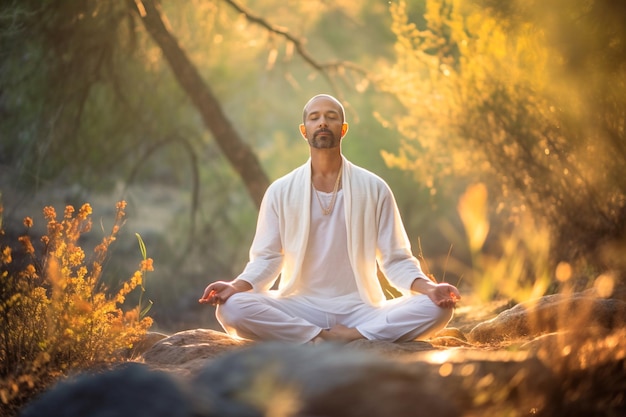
216,292,454,344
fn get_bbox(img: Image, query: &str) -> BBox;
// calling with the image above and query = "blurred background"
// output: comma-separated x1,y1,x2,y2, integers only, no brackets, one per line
1,0,625,333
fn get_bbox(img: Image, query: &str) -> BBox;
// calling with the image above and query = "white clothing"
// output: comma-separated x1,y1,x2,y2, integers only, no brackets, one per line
297,188,364,314
233,156,429,307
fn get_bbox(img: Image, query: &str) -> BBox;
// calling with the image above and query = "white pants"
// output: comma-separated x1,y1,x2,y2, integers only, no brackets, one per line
216,292,453,344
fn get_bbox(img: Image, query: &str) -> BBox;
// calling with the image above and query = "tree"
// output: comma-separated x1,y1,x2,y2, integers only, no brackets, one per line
129,0,269,207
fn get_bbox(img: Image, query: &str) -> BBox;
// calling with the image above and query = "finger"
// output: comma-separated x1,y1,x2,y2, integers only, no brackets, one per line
199,289,217,303
447,287,460,300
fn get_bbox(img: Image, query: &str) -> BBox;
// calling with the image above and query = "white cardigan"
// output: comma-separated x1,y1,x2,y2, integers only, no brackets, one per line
234,156,428,306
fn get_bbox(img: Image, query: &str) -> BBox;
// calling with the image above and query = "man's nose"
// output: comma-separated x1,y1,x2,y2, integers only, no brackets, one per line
318,117,328,127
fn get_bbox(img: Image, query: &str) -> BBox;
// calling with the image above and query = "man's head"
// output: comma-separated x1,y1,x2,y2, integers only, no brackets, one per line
300,94,349,149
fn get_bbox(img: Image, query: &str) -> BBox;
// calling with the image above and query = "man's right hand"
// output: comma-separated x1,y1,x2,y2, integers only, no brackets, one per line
199,280,252,305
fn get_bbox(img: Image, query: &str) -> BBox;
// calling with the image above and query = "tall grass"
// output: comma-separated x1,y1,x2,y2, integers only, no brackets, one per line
0,200,153,415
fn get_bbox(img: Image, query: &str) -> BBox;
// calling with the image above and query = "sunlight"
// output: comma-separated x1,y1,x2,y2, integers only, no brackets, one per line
425,349,455,364
555,262,572,282
457,183,489,252
594,273,615,298
438,362,454,377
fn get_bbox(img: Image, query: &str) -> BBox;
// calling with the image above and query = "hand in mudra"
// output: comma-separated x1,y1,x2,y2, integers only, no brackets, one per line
426,283,461,309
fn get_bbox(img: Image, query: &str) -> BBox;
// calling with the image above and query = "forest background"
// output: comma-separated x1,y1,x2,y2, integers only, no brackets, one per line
1,0,625,333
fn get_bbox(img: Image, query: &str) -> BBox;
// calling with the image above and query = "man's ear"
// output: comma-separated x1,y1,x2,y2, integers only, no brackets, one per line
299,124,307,139
341,123,349,138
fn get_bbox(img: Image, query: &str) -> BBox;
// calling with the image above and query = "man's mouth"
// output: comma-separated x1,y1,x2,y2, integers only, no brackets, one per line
314,129,333,138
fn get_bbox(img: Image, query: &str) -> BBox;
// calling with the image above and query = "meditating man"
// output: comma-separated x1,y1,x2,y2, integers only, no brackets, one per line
200,94,460,344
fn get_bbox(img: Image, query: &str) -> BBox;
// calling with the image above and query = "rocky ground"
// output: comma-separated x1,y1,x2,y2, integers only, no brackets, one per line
20,290,626,417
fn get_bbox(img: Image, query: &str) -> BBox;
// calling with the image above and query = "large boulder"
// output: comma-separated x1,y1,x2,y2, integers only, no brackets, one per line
468,292,626,344
22,342,556,417
190,342,463,417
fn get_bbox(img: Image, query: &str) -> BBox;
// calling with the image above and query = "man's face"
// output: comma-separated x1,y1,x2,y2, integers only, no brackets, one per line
301,97,347,149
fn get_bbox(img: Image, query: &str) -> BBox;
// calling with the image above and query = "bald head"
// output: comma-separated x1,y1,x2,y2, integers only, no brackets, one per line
302,94,346,124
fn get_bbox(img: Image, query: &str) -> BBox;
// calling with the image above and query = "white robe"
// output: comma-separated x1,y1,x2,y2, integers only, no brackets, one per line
234,156,429,307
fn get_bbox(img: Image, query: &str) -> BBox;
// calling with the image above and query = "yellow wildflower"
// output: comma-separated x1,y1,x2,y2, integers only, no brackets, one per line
23,217,33,228
43,206,56,221
21,264,38,279
1,246,12,264
140,258,154,272
130,271,142,288
77,203,92,220
18,235,35,255
67,246,85,267
64,205,75,219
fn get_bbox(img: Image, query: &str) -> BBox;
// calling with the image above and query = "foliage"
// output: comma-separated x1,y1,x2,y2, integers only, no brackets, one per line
0,200,153,414
379,0,626,291
457,183,551,302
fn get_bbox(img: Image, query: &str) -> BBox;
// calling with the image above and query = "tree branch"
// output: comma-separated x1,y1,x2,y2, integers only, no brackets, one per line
222,0,370,89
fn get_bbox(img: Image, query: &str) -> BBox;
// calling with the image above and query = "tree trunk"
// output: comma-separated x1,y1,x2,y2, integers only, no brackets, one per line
130,0,269,208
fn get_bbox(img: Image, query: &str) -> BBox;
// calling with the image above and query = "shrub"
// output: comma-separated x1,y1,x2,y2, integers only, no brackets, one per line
0,200,153,415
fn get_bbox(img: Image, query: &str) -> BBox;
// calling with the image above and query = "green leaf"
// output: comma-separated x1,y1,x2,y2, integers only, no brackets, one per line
140,300,153,319
135,233,147,260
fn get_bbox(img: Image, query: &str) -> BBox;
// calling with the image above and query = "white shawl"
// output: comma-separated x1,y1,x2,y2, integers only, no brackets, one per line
234,156,428,306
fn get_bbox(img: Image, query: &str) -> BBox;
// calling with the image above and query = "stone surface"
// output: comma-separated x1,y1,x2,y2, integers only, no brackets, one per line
23,342,562,417
141,328,250,367
125,331,169,358
19,363,195,417
468,293,626,344
191,342,462,417
140,329,251,376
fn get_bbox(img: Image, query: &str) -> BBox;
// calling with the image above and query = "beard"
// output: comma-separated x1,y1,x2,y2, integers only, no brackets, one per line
308,129,339,149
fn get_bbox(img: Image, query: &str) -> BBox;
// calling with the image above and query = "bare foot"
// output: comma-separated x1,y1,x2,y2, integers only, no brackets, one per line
312,324,365,344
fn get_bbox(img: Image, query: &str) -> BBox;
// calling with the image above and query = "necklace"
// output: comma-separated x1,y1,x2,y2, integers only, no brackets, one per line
313,166,342,215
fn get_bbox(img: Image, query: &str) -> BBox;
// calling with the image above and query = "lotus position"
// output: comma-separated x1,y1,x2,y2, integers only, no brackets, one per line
200,94,460,343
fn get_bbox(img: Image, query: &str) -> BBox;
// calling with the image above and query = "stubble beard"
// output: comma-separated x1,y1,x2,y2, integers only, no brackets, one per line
309,131,339,149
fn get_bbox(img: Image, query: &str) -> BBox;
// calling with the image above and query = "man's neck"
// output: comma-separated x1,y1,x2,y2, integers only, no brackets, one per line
311,150,343,192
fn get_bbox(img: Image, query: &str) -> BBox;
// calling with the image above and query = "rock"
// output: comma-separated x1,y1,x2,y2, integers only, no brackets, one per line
189,342,560,417
344,339,435,357
434,327,467,341
430,336,474,348
468,293,626,344
140,329,250,374
191,342,463,417
124,331,169,359
19,363,196,417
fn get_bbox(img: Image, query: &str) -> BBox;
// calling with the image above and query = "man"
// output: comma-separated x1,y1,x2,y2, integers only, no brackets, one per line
200,94,460,344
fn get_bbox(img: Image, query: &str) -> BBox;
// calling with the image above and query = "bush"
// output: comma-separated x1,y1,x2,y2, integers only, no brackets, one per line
0,200,153,415
379,0,626,288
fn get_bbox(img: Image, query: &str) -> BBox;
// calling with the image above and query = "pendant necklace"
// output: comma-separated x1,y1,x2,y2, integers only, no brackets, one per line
313,166,342,215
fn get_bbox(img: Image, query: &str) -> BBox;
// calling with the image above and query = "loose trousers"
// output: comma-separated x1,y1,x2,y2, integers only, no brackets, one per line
216,292,453,344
